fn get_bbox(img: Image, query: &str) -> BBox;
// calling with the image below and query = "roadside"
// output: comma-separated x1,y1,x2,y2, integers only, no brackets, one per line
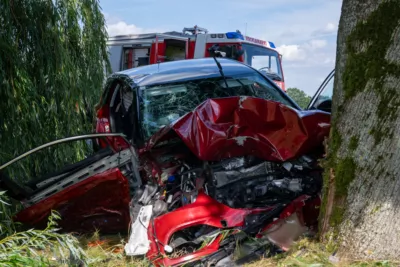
81,234,398,267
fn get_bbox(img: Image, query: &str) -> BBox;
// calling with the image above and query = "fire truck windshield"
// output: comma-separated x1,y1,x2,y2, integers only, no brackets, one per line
242,44,283,82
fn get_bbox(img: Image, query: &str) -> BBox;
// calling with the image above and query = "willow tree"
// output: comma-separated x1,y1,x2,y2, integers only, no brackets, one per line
321,0,400,260
0,0,110,176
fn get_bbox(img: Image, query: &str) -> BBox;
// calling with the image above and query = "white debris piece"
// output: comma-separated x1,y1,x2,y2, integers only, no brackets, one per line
124,205,153,256
329,255,340,263
239,96,248,108
282,162,293,171
164,245,173,253
234,136,247,146
318,122,330,128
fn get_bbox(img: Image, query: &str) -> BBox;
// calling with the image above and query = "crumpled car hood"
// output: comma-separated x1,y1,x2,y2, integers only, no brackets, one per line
145,96,330,162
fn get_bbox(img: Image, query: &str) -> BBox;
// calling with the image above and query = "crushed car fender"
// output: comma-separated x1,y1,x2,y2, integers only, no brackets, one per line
127,97,330,266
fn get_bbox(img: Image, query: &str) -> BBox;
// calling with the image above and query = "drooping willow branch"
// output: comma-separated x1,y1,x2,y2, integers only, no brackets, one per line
0,0,110,181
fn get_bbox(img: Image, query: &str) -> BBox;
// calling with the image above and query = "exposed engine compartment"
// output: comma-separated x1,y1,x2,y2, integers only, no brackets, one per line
126,151,323,266
124,97,330,266
206,155,322,208
133,153,323,215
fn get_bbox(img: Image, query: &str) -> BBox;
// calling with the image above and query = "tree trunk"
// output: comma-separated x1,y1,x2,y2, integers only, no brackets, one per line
320,0,400,260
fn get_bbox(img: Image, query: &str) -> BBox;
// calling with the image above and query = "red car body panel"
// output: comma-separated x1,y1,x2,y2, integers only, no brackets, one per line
14,168,131,233
147,192,317,266
146,191,271,266
146,96,330,162
95,117,131,150
139,97,330,266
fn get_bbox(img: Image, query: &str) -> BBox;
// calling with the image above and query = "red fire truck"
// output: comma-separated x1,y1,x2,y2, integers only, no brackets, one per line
107,26,286,90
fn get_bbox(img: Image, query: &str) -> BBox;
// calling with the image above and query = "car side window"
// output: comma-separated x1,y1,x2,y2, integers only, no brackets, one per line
318,75,334,101
308,70,334,112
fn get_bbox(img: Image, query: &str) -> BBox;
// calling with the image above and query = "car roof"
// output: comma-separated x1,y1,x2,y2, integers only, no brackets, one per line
111,58,256,87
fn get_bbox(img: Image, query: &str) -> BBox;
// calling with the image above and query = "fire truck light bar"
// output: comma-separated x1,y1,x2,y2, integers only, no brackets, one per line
268,41,276,48
226,32,244,40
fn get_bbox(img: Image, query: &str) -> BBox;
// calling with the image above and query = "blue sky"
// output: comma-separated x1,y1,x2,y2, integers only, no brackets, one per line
100,0,342,96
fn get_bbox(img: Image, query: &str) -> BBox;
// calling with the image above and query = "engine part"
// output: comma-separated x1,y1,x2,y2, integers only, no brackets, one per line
137,153,322,266
218,155,259,171
205,156,321,208
138,184,158,205
272,178,302,192
211,161,279,189
182,190,198,205
153,199,168,217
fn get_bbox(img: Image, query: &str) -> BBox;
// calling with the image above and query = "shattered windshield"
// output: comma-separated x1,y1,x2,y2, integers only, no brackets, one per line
139,73,295,139
242,44,283,81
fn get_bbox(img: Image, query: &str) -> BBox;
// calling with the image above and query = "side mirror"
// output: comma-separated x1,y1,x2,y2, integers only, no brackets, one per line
314,98,332,113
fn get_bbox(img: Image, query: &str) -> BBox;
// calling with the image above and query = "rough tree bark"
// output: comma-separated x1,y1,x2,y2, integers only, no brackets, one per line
320,0,400,260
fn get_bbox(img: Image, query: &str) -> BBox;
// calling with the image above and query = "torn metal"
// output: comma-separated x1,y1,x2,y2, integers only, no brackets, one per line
124,97,329,266
0,134,140,233
0,98,329,266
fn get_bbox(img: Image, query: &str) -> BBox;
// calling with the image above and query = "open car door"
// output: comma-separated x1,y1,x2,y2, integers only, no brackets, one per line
0,133,141,234
306,69,335,113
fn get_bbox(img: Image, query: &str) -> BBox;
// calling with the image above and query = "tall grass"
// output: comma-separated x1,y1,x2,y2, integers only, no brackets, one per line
0,191,88,266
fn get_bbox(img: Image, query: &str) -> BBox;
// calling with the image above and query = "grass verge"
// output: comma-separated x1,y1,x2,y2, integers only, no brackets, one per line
80,234,399,267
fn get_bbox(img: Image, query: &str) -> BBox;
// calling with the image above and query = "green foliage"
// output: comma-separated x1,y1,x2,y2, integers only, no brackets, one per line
4,139,95,186
333,157,356,198
0,191,88,266
330,205,345,227
82,232,150,267
0,0,110,179
245,238,398,267
286,87,312,109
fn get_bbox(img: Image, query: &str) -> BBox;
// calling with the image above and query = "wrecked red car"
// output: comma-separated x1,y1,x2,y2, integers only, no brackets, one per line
96,58,332,266
0,58,333,266
0,134,140,233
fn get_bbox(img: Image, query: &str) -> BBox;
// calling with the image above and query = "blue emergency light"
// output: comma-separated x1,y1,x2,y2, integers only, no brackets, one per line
268,41,276,48
226,32,244,40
